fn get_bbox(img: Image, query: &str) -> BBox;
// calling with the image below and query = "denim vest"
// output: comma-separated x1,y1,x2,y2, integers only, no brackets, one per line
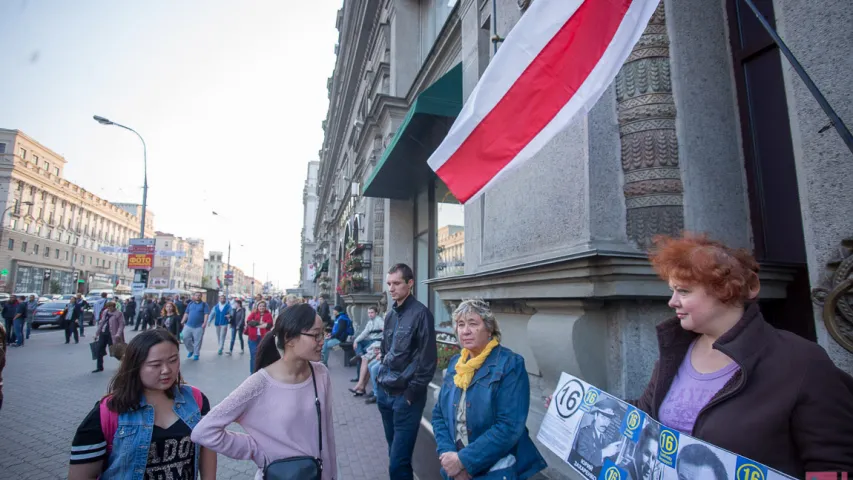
101,385,203,480
432,345,547,480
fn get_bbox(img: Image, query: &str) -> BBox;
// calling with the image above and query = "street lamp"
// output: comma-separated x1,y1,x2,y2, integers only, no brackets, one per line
211,211,232,297
93,115,148,239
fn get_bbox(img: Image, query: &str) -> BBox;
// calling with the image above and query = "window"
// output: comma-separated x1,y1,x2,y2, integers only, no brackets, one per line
107,261,111,269
21,241,27,252
55,249,60,259
44,247,50,257
20,148,27,159
44,161,50,172
24,222,30,233
7,239,12,250
33,244,39,255
10,219,16,230
89,256,92,265
74,253,78,263
81,255,85,264
0,143,6,153
33,155,39,166
65,251,69,260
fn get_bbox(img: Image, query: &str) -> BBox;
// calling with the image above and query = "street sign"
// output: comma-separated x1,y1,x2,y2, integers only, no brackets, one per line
151,278,168,287
0,269,8,276
128,238,155,271
131,282,146,297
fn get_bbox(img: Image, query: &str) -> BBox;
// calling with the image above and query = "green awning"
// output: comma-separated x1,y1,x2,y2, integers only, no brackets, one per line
363,63,462,199
313,259,328,282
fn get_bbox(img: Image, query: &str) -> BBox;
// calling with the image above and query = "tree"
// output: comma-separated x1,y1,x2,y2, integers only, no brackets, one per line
49,279,61,294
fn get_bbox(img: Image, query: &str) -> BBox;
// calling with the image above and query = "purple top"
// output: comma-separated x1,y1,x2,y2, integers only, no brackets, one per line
658,340,739,434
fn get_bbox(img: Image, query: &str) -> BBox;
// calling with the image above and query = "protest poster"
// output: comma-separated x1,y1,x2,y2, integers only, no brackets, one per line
537,373,796,480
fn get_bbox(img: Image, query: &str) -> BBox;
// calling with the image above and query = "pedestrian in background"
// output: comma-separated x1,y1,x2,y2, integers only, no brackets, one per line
316,294,331,327
159,301,182,338
181,292,210,361
68,329,216,479
192,304,336,480
124,296,137,330
75,294,89,338
2,296,20,346
0,322,6,410
245,300,273,374
209,294,232,356
92,292,108,331
63,296,82,344
11,296,28,347
92,302,125,373
320,306,352,366
228,298,246,356
25,294,38,340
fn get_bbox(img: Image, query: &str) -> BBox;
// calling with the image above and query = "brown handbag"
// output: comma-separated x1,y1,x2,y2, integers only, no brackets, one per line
109,341,126,360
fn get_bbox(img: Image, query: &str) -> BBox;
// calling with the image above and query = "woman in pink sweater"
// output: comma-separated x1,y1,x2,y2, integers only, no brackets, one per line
191,304,337,479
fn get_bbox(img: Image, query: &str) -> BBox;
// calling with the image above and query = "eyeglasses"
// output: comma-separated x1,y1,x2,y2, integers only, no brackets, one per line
299,332,325,342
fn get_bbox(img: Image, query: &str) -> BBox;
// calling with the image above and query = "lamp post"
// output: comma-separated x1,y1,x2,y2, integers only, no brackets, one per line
93,115,148,238
0,201,34,292
211,211,232,297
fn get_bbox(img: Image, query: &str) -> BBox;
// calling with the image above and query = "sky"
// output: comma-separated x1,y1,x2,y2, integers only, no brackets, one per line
0,0,342,288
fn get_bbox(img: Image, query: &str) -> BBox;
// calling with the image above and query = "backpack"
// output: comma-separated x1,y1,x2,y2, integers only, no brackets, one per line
99,386,203,455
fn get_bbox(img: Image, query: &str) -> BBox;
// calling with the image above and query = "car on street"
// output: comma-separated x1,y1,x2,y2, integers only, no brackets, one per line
31,301,95,329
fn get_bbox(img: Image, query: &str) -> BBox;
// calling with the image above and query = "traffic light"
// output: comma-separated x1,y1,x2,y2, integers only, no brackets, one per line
44,270,51,281
72,270,79,283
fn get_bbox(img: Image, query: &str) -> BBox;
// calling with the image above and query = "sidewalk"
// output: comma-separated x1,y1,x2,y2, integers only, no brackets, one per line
0,326,390,479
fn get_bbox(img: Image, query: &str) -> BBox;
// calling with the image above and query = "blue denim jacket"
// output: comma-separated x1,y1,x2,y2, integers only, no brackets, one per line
432,345,547,480
101,385,203,480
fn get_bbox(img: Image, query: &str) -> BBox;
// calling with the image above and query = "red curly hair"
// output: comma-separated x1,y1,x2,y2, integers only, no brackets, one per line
649,233,760,304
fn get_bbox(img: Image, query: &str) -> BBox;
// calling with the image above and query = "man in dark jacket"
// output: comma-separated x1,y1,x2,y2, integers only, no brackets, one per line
1,297,20,346
317,294,332,327
63,297,83,344
125,297,137,329
375,263,436,480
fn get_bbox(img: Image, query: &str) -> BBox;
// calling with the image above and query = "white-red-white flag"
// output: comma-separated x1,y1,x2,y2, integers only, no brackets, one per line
428,0,660,203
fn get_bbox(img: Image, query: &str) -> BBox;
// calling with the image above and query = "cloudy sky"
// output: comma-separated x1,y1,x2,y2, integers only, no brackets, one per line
0,0,341,288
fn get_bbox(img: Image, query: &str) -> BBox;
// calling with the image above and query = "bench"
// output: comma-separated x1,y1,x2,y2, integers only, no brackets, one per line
339,341,356,366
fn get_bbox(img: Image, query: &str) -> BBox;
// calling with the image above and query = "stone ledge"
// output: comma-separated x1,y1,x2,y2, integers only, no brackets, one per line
427,249,799,301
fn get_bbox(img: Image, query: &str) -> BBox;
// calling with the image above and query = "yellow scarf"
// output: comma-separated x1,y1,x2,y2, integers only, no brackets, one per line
453,338,500,390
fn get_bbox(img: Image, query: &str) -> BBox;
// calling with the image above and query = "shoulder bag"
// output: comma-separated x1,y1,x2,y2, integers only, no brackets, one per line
263,362,323,480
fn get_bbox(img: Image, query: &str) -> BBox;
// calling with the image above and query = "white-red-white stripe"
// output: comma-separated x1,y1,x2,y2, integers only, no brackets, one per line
427,0,660,204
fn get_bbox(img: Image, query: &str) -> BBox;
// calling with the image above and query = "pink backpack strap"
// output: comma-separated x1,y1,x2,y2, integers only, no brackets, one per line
189,385,203,410
99,397,119,455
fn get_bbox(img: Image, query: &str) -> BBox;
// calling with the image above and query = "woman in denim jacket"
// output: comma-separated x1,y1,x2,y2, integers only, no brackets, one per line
432,300,547,480
68,329,216,480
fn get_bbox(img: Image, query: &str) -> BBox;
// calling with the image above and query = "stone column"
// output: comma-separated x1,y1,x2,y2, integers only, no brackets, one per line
616,2,683,249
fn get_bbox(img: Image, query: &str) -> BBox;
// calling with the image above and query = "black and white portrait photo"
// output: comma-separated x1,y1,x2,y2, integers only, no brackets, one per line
567,395,628,480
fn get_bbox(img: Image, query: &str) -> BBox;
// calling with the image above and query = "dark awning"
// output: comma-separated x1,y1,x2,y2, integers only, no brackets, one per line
313,259,328,283
363,63,462,199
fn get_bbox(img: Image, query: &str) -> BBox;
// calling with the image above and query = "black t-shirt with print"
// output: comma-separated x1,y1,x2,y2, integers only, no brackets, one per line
70,392,210,480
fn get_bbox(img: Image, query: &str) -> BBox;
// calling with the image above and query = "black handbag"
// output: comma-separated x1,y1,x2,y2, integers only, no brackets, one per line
263,362,323,480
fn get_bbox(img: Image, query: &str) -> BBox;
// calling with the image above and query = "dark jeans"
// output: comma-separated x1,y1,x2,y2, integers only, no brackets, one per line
64,319,79,343
355,339,373,356
13,318,25,346
376,388,426,480
248,338,259,374
95,334,111,370
230,326,244,352
4,318,15,345
78,316,85,336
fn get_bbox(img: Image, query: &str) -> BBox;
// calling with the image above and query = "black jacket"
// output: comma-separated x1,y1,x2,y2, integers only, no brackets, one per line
377,295,437,403
317,302,331,325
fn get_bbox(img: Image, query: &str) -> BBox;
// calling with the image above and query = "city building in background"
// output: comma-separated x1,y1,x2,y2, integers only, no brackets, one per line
299,161,319,299
150,232,204,291
203,251,223,289
308,1,853,478
0,128,155,295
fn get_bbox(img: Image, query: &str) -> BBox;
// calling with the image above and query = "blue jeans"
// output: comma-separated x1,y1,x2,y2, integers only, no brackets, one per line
368,359,381,395
321,338,340,365
248,339,259,374
376,388,426,480
25,316,32,339
230,326,244,352
355,339,373,356
13,318,25,346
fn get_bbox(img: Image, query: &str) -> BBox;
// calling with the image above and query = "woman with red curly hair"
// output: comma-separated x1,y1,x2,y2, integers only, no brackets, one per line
633,233,853,477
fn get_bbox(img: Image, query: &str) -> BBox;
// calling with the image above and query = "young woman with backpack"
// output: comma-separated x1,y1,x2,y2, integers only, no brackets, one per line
68,329,217,480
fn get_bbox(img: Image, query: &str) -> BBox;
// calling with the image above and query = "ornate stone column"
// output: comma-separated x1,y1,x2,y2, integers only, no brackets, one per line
616,2,683,249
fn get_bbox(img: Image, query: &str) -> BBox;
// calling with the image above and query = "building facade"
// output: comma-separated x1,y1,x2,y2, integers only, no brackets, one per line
299,161,320,298
315,1,853,478
203,251,224,289
0,129,155,295
151,232,204,290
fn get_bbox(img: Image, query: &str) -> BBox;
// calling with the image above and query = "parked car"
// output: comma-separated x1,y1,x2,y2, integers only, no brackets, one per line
31,301,95,329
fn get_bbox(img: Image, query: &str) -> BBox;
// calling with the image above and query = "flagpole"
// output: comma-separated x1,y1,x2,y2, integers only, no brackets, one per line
740,0,853,156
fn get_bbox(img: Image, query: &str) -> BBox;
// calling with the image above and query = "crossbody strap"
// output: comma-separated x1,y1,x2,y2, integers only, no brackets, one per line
309,362,323,469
